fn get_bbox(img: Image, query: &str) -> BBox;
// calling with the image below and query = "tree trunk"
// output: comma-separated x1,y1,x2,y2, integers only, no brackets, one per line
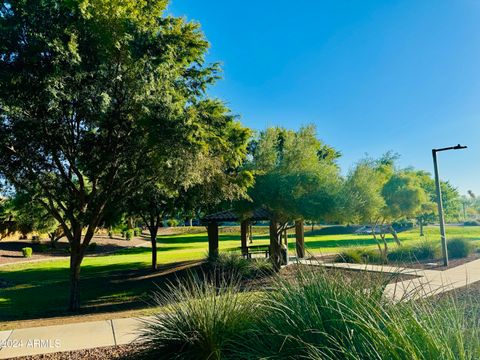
419,220,424,236
149,226,159,270
388,225,400,245
380,232,388,261
295,220,305,259
269,221,282,272
372,226,383,260
69,250,83,311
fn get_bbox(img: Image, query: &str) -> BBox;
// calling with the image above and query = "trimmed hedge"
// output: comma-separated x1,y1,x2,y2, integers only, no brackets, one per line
22,247,33,258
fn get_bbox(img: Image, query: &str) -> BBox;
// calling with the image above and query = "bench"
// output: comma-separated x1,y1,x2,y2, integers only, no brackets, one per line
240,245,270,259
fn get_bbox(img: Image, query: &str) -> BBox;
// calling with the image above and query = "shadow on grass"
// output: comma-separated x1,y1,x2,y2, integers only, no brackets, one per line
0,259,202,322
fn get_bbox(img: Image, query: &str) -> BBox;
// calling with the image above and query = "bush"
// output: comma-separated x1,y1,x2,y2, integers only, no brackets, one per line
88,242,98,252
206,252,274,280
21,247,33,258
335,249,363,263
139,277,261,360
388,242,439,262
31,236,40,244
447,238,472,259
108,230,113,238
133,228,139,236
464,220,480,226
167,219,178,227
335,248,384,264
125,230,133,241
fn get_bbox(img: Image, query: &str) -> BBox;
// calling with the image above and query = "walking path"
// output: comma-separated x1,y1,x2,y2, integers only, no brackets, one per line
3,258,480,359
299,258,480,301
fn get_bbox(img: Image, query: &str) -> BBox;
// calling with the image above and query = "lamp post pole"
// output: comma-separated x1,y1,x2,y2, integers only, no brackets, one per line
432,144,467,267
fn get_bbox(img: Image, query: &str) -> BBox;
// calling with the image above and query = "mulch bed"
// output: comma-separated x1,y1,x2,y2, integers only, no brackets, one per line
14,344,147,360
389,253,480,271
245,264,416,290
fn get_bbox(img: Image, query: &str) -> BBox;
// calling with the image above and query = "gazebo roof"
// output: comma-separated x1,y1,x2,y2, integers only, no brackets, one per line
202,208,272,223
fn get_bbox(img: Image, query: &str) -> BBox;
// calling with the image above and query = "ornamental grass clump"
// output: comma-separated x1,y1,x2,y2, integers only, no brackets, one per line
206,252,274,280
238,267,480,360
139,276,263,360
140,267,480,360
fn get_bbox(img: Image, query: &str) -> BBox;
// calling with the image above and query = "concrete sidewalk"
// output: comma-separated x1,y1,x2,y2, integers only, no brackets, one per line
299,257,480,301
0,317,146,359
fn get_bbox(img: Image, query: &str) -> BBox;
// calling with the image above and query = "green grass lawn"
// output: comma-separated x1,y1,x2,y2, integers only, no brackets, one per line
1,225,480,323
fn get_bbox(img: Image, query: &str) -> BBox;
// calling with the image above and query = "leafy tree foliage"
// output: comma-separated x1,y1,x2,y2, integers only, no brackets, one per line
0,0,224,310
241,125,341,270
342,155,429,260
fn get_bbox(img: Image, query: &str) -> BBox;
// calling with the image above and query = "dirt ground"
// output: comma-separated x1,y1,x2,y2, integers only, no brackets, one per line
14,344,146,360
389,252,480,271
0,235,148,266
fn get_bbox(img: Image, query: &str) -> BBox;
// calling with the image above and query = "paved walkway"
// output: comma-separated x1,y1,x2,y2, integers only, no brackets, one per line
3,259,480,358
299,258,480,301
0,317,147,359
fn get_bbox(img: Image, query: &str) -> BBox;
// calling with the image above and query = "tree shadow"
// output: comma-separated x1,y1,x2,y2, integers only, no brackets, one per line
0,259,203,322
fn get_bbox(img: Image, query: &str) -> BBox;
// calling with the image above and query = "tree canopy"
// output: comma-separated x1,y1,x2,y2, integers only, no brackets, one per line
0,0,238,310
240,125,341,269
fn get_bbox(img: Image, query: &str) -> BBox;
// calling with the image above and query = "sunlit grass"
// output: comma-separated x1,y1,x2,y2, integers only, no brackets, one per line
1,225,479,321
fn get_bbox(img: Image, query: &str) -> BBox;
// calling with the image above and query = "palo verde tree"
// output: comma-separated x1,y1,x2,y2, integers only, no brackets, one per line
342,155,428,260
0,0,223,310
127,100,252,270
242,125,341,271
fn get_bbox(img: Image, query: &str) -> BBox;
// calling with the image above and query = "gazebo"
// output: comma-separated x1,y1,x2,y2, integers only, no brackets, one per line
202,208,305,260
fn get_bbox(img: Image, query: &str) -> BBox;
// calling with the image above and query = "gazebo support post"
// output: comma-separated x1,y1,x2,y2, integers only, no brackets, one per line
295,219,305,259
240,220,249,257
207,222,219,258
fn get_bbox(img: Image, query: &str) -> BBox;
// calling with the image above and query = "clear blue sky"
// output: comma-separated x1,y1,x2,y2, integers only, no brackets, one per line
169,0,480,195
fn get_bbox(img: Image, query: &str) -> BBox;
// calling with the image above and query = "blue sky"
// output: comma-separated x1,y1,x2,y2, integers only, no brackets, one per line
169,0,480,195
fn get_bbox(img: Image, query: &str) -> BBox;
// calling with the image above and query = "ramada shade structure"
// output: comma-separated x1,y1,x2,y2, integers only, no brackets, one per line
201,208,305,259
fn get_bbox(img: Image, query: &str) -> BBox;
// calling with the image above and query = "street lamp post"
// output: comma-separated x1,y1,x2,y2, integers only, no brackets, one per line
432,144,467,267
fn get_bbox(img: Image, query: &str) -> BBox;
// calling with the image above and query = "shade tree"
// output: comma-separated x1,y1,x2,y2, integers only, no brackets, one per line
240,125,341,270
125,100,252,270
0,0,225,310
341,155,429,260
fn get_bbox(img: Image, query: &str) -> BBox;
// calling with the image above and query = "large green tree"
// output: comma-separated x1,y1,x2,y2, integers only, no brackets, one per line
126,100,252,270
342,155,428,260
242,125,341,270
0,0,223,310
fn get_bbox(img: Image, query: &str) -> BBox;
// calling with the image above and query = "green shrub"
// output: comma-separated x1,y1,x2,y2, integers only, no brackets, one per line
388,242,438,262
88,242,98,252
167,219,178,227
206,252,274,280
464,220,480,226
335,248,363,263
21,247,33,258
335,248,386,264
139,277,261,360
447,238,472,259
133,228,139,236
125,229,133,241
31,236,40,244
108,230,113,238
